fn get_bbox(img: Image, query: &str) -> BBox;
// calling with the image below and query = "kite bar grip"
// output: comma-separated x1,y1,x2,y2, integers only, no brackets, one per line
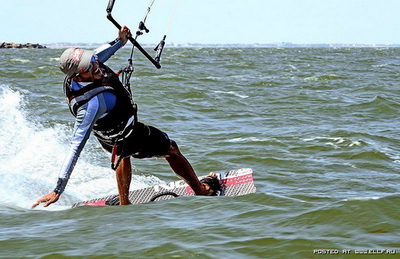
106,0,115,13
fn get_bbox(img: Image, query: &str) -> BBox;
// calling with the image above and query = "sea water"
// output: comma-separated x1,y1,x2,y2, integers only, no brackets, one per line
0,47,399,258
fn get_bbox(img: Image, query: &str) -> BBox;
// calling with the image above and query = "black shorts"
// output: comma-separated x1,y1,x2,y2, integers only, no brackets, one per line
97,122,171,159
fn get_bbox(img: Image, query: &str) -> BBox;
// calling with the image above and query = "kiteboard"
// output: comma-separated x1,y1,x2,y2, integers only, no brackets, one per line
72,168,256,208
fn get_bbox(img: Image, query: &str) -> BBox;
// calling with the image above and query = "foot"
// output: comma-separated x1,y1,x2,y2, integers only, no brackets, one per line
200,172,221,196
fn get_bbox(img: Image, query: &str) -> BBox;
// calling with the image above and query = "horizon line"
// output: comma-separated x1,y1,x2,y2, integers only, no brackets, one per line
2,41,400,48
43,42,400,47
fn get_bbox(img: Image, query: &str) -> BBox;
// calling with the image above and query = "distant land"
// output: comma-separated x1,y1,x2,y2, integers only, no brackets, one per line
0,42,46,48
44,42,400,48
2,41,400,49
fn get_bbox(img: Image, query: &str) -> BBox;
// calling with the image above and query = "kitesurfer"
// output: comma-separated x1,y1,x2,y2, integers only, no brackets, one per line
32,26,219,208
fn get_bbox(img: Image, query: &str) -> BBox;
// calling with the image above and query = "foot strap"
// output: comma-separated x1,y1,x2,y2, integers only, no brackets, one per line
201,176,222,196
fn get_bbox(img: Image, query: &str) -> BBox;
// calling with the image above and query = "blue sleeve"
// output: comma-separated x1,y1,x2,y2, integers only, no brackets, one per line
94,38,124,63
54,95,109,194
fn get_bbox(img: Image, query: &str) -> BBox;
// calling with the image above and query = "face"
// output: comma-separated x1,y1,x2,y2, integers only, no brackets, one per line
77,61,104,81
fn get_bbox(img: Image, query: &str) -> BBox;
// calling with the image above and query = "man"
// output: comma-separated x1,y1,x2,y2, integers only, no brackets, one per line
32,26,219,208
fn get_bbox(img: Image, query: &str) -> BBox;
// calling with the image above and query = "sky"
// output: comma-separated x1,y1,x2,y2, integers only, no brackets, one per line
1,0,400,45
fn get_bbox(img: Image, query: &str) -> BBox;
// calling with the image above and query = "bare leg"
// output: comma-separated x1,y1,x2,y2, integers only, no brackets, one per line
115,156,132,205
164,140,208,195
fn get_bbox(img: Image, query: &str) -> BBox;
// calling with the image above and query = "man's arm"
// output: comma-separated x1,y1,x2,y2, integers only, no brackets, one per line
32,96,107,208
95,25,132,63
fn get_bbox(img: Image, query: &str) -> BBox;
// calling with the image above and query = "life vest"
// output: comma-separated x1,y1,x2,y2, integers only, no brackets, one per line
63,63,137,142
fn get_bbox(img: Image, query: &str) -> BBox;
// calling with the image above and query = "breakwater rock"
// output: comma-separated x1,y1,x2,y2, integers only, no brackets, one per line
0,42,46,49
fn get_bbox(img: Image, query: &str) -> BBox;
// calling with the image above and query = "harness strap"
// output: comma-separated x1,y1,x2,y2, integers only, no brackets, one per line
69,86,114,116
109,113,137,170
111,145,122,170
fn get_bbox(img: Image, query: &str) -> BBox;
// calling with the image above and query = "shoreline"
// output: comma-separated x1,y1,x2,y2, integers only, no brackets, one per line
46,42,400,49
2,41,400,49
0,42,46,49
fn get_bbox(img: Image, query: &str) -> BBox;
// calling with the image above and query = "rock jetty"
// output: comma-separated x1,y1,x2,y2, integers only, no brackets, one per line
0,42,46,49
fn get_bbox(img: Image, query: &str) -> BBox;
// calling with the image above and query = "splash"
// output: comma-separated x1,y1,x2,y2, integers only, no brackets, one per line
0,86,163,210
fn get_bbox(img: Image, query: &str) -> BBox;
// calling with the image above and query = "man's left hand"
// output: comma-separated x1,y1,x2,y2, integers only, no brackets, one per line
31,191,60,209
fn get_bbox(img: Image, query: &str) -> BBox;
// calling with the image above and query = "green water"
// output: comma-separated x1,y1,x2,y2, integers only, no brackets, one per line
0,47,399,258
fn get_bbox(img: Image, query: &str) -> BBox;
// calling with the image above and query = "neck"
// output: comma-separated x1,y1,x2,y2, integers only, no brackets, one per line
74,75,95,82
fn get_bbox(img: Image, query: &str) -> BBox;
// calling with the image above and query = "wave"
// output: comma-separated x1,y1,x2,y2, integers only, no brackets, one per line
227,137,276,143
348,95,400,114
304,74,347,81
0,86,164,211
302,136,364,149
9,58,31,64
213,90,248,99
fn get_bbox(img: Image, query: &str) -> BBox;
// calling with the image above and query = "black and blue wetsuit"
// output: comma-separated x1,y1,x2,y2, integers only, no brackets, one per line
54,39,170,195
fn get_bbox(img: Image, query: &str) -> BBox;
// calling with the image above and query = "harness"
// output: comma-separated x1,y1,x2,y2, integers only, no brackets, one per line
64,63,138,169
64,78,113,117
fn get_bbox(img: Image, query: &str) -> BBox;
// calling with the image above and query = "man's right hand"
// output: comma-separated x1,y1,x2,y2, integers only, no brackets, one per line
119,25,132,45
31,191,60,209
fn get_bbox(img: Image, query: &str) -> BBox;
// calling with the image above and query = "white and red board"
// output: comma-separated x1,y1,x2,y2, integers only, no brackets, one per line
72,168,256,208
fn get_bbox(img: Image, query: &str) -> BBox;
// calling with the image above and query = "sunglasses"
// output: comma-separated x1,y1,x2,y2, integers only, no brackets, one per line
85,55,99,72
75,55,101,78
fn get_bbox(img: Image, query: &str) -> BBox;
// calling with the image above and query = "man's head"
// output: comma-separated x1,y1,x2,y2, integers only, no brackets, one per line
59,48,95,77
